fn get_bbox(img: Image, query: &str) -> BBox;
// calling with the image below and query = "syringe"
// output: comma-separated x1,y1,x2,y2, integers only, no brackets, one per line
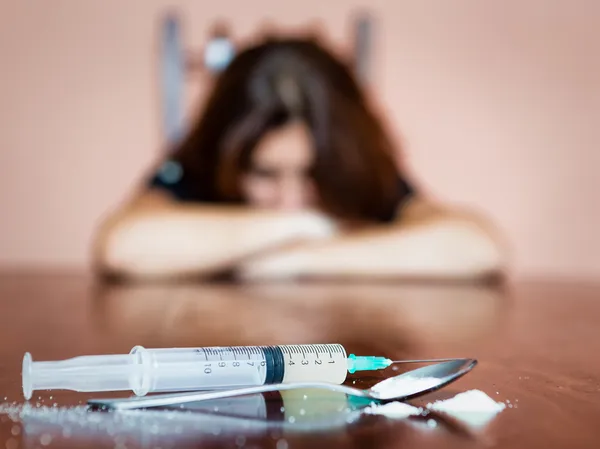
22,344,396,400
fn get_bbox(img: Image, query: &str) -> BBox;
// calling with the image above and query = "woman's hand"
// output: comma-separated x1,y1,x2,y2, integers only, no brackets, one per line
237,211,339,281
291,210,339,241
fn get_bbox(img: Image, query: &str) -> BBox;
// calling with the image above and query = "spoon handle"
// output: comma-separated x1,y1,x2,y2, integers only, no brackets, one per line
89,382,369,411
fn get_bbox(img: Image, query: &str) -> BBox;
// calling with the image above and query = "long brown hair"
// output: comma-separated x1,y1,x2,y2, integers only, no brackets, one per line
169,36,410,222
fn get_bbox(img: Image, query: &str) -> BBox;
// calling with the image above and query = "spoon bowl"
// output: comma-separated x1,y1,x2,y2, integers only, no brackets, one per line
368,358,477,400
88,358,477,411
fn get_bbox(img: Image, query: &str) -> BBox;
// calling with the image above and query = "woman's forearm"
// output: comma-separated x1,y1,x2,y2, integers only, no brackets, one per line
93,201,336,280
239,215,507,282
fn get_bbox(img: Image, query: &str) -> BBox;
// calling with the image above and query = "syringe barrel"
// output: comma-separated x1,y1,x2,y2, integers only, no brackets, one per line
129,345,274,395
278,344,348,384
133,344,348,395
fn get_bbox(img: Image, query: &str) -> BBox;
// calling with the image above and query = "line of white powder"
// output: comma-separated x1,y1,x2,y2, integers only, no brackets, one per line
362,389,507,427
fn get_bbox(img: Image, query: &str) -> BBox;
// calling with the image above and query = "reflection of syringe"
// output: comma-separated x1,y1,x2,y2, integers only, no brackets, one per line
20,389,368,448
22,344,396,400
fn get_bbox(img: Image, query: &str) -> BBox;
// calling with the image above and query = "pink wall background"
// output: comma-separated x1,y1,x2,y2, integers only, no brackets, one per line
1,0,598,279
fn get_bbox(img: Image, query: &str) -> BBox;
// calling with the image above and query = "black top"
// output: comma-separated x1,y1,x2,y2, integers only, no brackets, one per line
147,158,415,222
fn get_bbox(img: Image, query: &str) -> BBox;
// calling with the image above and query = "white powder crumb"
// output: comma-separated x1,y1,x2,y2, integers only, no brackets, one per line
276,439,289,449
40,433,53,446
363,402,423,419
427,390,506,428
345,414,357,424
370,376,441,397
426,418,437,428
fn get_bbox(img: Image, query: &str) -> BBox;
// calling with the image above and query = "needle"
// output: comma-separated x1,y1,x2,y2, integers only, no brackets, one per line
390,358,462,364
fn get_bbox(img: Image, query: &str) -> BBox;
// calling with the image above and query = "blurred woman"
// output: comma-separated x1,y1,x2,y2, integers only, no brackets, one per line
93,36,506,282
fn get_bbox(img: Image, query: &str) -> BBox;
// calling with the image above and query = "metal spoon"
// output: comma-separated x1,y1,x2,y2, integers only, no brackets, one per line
88,358,477,411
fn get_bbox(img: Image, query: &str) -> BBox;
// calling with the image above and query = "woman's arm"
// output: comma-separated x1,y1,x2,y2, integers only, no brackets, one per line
238,198,508,282
92,190,336,281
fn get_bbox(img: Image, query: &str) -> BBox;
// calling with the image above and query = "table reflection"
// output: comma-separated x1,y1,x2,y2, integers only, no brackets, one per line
90,282,507,361
15,389,477,449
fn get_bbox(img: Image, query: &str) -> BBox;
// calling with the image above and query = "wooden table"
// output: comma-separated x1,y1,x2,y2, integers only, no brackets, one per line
0,273,598,448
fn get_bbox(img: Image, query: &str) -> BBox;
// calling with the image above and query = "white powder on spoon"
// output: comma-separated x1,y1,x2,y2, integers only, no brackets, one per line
369,376,441,398
361,375,440,420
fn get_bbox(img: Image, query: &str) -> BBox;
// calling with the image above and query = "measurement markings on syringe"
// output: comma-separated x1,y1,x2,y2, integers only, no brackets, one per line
314,347,323,365
301,345,308,365
282,345,335,366
193,348,267,374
